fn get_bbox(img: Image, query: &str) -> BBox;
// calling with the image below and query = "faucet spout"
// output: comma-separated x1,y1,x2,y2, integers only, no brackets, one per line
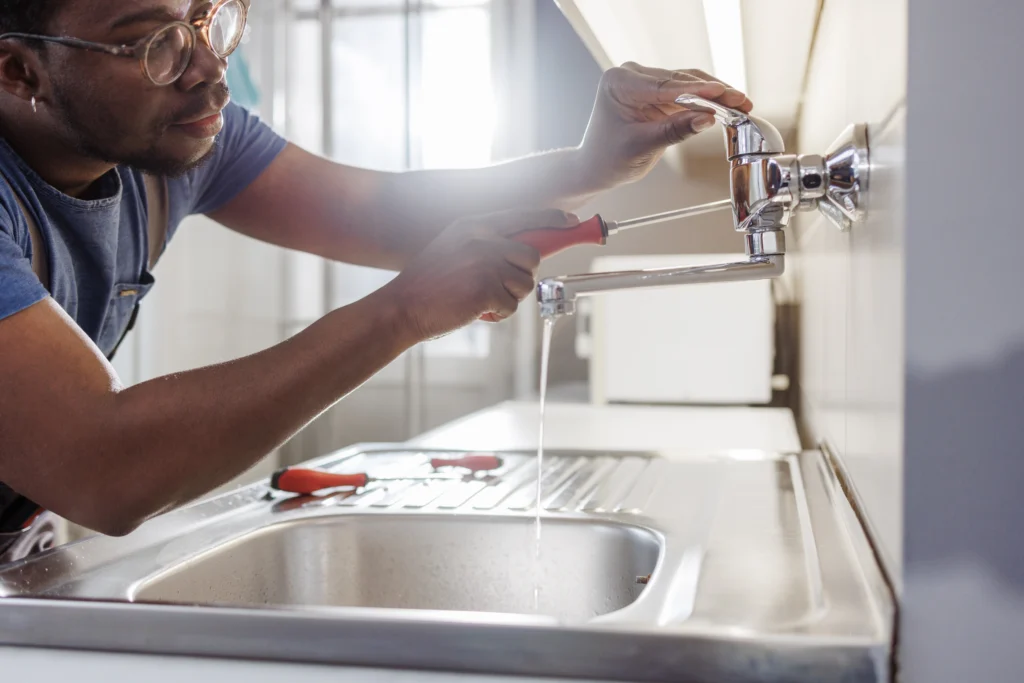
537,254,785,319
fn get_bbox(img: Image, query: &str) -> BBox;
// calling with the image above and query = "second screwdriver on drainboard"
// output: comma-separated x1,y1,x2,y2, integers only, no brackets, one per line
271,454,504,495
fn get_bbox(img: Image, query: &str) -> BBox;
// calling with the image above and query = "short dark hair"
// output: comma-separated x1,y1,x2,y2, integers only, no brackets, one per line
0,0,62,35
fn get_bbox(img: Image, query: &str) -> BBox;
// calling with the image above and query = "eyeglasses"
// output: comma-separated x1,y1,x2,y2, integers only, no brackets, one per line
0,0,248,87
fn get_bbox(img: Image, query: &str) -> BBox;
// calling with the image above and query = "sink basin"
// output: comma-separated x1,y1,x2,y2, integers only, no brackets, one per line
132,515,660,622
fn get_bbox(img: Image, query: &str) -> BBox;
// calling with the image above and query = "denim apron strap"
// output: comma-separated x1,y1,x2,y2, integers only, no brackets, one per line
106,173,168,360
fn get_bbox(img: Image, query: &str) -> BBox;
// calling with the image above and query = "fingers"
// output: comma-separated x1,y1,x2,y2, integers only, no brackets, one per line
645,65,752,111
485,208,578,237
647,110,716,147
500,263,535,301
610,67,726,106
666,67,735,90
502,239,541,277
489,266,529,318
676,67,751,112
682,68,740,93
489,259,538,320
615,62,752,112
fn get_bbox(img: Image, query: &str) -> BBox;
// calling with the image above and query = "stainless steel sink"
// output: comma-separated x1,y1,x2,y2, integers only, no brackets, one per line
133,515,658,621
0,446,895,683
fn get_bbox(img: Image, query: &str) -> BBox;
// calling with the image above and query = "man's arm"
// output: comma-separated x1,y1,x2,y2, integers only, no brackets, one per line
0,209,557,536
209,144,586,271
0,292,412,536
210,65,752,271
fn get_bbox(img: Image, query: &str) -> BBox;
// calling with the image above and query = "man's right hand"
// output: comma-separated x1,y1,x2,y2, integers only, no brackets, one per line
0,207,575,537
382,208,579,341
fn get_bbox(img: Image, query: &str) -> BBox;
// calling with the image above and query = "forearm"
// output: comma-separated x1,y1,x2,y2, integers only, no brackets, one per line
367,147,603,267
75,289,415,534
213,144,604,273
218,66,750,274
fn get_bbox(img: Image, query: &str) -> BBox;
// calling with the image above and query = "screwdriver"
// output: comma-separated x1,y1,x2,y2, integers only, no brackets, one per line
480,199,731,322
512,198,732,257
271,454,504,495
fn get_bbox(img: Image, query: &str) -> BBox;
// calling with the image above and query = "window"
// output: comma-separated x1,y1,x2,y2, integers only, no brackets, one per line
283,0,499,359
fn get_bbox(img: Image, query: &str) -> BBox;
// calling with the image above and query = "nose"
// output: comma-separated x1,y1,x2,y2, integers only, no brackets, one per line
175,38,228,91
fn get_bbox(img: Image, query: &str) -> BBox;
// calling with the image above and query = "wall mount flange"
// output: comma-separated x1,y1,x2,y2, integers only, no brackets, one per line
818,122,871,232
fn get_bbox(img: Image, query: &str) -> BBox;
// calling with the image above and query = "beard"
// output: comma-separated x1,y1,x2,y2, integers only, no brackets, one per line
48,79,230,178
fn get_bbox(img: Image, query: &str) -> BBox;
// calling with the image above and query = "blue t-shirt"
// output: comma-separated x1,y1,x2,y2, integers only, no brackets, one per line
0,102,287,358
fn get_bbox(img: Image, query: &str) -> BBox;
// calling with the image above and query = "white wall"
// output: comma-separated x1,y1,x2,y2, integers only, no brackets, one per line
122,216,287,492
794,0,907,576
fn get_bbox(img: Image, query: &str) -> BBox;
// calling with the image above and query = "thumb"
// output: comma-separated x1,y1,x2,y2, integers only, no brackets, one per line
643,111,716,148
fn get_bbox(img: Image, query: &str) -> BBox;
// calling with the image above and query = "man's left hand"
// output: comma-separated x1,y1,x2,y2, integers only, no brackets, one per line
576,63,753,191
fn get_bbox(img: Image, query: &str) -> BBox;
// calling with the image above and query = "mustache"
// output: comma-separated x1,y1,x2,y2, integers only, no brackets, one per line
169,83,231,125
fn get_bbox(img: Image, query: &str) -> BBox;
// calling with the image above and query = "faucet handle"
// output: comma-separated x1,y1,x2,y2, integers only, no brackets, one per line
675,94,785,159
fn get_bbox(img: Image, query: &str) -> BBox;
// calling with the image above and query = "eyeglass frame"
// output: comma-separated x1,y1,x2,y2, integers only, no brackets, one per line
0,0,249,86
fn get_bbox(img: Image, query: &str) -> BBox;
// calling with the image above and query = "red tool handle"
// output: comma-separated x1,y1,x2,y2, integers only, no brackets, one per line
271,468,370,494
430,454,503,472
511,215,607,259
480,216,607,322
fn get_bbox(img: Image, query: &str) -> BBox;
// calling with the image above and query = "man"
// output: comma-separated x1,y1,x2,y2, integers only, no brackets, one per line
0,0,752,559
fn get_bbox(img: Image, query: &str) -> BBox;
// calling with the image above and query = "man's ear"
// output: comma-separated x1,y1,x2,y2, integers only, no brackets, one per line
0,43,45,104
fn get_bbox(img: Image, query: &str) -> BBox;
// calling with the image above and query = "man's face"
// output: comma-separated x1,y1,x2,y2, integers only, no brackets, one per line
42,0,232,176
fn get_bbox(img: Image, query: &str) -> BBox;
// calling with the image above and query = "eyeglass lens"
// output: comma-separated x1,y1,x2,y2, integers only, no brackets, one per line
144,0,246,86
145,24,193,85
209,1,245,54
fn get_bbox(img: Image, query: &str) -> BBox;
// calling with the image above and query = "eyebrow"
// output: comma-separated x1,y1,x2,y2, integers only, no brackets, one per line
109,7,186,31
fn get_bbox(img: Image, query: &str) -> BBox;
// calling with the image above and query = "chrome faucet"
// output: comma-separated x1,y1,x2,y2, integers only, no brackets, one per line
536,95,870,318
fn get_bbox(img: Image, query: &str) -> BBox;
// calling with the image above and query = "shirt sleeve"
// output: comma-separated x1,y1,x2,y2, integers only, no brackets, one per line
0,212,48,324
186,102,288,216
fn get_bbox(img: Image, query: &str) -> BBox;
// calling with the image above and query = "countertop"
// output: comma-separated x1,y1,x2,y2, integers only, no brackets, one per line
410,400,802,455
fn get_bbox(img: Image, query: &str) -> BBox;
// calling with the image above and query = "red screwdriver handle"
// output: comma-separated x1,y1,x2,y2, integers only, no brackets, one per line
430,454,503,472
480,216,608,323
271,468,370,494
511,215,607,259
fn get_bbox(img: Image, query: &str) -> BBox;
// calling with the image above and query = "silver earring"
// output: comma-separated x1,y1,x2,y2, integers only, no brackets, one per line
30,96,37,113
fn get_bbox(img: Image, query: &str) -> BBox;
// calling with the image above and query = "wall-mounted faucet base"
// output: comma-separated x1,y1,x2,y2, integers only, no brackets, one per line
818,123,871,232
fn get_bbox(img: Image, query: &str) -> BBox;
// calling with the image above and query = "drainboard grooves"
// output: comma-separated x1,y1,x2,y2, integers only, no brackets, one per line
540,457,591,509
469,457,537,510
546,457,615,511
311,452,655,513
336,486,388,507
399,481,457,509
370,481,420,507
487,454,529,478
614,458,666,513
581,457,650,512
434,481,490,509
503,457,574,510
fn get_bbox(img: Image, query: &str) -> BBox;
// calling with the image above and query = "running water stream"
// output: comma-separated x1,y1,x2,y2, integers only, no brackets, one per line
532,318,556,611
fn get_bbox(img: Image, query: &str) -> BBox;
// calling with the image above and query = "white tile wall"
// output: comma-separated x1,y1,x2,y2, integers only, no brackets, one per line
135,215,288,492
795,0,907,576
